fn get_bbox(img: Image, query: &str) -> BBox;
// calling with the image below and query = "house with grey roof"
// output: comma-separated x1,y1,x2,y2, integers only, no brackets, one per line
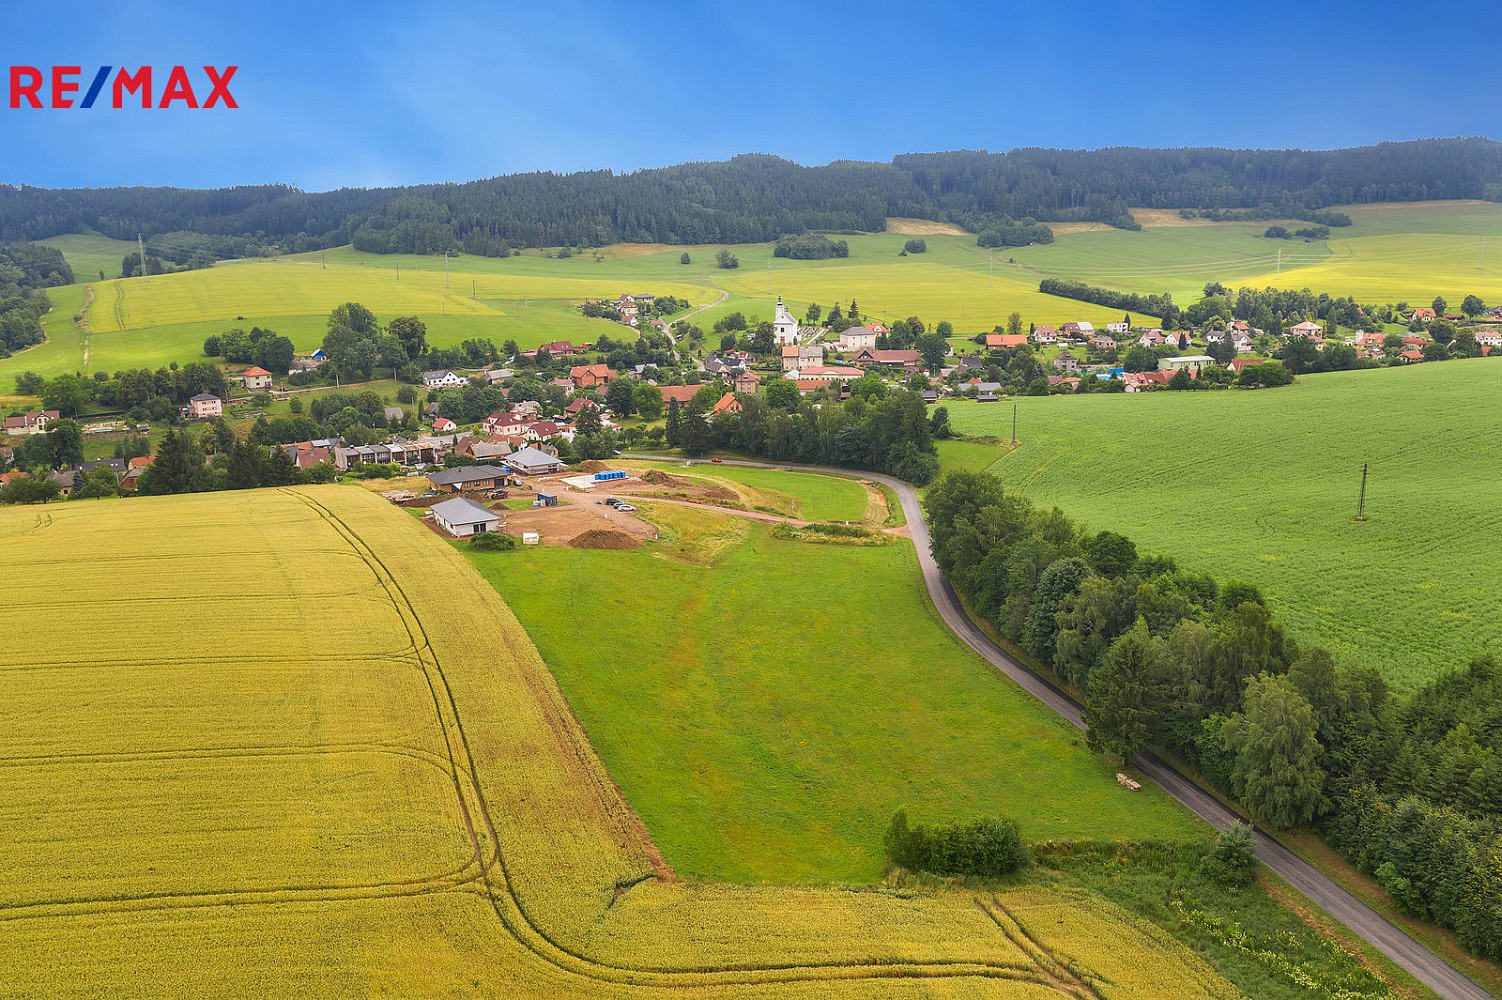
430,496,503,537
504,447,564,476
427,464,509,492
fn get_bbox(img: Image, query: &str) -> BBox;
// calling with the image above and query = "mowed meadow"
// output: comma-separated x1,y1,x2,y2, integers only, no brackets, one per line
944,360,1502,689
0,488,1236,999
473,502,1201,885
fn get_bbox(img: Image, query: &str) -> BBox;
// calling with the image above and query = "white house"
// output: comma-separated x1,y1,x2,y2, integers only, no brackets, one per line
1106,322,1130,334
836,325,877,351
772,294,800,346
1159,354,1215,373
1475,330,1502,348
422,369,466,389
430,496,502,537
781,343,825,371
241,366,274,391
1287,321,1324,340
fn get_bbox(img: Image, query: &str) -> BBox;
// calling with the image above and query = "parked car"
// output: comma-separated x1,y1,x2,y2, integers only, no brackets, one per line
710,457,723,463
613,503,636,512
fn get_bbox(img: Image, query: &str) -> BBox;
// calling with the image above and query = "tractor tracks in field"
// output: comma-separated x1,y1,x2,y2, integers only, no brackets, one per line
280,488,1099,994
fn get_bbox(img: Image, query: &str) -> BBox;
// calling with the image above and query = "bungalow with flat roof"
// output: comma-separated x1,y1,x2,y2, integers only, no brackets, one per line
430,496,503,537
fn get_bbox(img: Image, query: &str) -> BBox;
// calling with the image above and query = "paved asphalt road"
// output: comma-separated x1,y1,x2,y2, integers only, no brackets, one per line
624,454,1496,1000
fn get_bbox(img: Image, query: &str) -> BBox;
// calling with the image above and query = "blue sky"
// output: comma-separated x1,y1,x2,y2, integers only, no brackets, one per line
3,0,1499,191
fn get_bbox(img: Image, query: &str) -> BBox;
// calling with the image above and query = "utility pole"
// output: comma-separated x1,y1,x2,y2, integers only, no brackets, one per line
1355,462,1369,521
321,252,326,270
1012,403,1018,446
1275,248,1282,278
137,235,148,283
472,279,476,299
395,261,399,281
444,250,451,289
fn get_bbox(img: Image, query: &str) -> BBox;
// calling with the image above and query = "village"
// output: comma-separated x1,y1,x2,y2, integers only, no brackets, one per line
4,289,1499,507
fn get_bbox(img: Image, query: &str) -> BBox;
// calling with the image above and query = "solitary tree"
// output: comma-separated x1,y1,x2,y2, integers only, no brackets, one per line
1461,294,1486,318
1432,295,1447,315
679,252,691,265
1006,311,1024,336
715,249,739,270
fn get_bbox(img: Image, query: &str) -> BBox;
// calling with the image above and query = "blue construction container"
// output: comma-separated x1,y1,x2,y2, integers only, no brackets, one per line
592,470,626,482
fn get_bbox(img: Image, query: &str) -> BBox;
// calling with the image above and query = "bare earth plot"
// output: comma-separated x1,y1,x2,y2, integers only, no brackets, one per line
0,488,1235,999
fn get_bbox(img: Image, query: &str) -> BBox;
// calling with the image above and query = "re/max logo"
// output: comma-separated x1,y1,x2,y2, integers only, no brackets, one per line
8,66,237,109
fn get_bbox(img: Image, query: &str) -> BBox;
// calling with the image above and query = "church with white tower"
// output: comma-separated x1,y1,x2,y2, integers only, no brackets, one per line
772,294,800,346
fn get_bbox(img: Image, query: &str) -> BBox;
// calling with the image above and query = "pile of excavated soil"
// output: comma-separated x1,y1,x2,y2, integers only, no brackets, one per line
641,469,692,487
569,528,643,550
577,460,608,473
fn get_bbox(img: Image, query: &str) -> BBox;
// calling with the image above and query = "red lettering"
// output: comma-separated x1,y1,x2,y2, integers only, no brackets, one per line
113,66,151,108
157,65,197,108
10,66,42,108
203,65,236,108
51,65,80,107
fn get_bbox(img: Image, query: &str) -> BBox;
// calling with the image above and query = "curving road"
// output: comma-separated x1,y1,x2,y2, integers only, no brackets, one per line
623,454,1497,1000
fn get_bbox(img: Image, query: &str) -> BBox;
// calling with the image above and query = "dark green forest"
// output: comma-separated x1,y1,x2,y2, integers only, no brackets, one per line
2,139,1500,255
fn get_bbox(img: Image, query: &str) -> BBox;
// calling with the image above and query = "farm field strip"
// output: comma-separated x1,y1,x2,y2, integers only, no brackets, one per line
0,488,1234,997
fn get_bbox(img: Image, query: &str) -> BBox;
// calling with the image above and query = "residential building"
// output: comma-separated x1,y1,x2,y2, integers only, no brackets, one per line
836,325,877,352
422,370,466,389
1030,327,1058,345
431,496,503,537
1088,335,1117,351
241,366,274,391
569,364,614,389
1160,355,1215,373
732,370,760,394
481,411,531,439
483,368,516,384
434,417,458,433
1059,321,1095,339
1105,322,1129,334
711,393,742,416
428,464,510,493
1137,330,1168,348
1287,321,1324,340
383,406,405,425
986,333,1028,349
505,447,564,476
850,348,920,369
2,410,61,435
659,385,700,406
794,365,864,382
1475,330,1502,348
187,393,222,418
1055,351,1081,373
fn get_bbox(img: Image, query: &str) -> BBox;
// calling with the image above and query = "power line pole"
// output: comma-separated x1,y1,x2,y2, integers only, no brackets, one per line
1012,403,1018,446
1355,462,1369,521
472,279,476,300
1275,248,1282,278
395,261,399,281
137,234,148,283
321,252,326,270
444,250,451,289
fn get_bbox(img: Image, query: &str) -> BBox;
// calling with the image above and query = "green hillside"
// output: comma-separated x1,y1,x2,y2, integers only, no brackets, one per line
943,360,1502,689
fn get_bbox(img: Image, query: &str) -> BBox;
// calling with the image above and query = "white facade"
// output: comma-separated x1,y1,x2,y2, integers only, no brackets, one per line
773,295,800,346
837,327,877,351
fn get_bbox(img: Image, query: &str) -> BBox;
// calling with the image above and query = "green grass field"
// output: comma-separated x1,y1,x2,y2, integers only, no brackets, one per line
473,504,1204,885
943,360,1502,689
39,232,137,282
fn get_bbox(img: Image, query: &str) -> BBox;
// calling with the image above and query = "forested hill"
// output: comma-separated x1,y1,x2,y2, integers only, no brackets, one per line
3,138,1499,256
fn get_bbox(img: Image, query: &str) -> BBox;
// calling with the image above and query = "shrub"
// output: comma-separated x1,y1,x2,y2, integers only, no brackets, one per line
1197,822,1257,887
470,531,518,552
884,809,1028,877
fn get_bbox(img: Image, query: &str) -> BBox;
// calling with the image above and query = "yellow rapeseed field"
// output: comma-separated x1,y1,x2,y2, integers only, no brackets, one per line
0,489,1240,998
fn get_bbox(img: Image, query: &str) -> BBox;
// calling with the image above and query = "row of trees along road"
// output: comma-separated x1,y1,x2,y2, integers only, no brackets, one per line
924,470,1502,961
